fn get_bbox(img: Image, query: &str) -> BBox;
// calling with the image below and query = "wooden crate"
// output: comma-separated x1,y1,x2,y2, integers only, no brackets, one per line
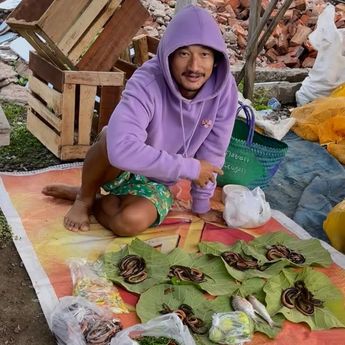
6,0,149,71
0,105,10,147
114,35,159,80
27,51,124,160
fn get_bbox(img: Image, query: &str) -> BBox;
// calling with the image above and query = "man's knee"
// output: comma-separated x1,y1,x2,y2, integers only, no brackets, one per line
109,207,156,236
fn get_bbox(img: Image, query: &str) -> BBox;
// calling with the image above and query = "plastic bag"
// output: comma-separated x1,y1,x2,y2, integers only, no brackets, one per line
111,313,196,345
291,96,345,163
223,185,271,228
51,296,122,345
323,199,345,253
296,4,345,105
208,312,253,345
69,258,128,314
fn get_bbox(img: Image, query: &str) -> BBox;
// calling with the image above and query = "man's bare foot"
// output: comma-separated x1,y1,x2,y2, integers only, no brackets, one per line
64,199,91,232
42,184,80,201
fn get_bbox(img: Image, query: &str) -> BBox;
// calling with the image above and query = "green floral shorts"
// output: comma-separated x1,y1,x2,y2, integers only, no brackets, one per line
102,172,173,226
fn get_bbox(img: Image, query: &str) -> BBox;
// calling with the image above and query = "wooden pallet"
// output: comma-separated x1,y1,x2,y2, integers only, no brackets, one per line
27,52,124,160
6,0,149,71
114,35,159,80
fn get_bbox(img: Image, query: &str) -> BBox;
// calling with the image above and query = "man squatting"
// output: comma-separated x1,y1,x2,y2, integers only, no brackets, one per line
42,5,238,235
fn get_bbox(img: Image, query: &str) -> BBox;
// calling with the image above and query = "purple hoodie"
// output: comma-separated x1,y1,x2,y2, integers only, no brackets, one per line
106,5,238,213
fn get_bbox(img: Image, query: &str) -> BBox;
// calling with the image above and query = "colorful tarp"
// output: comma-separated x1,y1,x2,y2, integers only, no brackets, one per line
0,165,344,344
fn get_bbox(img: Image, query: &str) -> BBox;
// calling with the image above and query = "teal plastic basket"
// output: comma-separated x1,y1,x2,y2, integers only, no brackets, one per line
217,102,288,189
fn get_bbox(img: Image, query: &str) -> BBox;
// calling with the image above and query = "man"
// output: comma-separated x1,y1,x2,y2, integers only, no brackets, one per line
42,5,238,235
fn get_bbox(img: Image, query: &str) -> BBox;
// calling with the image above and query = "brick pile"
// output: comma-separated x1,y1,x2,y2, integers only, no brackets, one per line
141,0,345,68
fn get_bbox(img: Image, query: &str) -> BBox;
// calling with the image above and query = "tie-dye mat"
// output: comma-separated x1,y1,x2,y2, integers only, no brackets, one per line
0,164,344,344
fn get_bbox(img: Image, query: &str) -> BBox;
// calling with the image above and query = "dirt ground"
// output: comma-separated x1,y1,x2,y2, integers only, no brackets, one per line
0,101,63,345
0,242,56,345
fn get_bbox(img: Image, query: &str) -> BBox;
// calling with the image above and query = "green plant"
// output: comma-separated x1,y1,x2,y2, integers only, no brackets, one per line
17,76,28,87
0,208,12,246
252,88,271,111
0,101,64,170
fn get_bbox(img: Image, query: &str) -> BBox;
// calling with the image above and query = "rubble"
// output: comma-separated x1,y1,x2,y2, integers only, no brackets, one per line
0,0,344,106
140,0,345,68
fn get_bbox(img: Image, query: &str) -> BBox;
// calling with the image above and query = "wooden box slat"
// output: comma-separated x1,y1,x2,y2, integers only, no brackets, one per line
77,0,150,71
29,76,62,115
7,0,149,72
58,0,110,55
28,93,61,131
27,109,60,157
39,0,90,43
68,0,121,64
27,52,124,160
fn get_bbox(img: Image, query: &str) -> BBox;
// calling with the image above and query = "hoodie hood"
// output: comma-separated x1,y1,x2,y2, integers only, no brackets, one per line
157,5,230,102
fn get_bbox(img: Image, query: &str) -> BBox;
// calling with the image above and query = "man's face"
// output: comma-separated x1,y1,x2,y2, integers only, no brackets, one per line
170,45,215,99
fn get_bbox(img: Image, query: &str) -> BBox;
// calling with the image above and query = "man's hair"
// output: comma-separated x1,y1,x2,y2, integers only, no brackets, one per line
213,49,223,65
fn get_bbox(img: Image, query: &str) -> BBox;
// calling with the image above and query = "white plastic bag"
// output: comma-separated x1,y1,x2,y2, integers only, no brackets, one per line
111,313,196,345
51,296,122,345
296,4,345,105
223,186,271,228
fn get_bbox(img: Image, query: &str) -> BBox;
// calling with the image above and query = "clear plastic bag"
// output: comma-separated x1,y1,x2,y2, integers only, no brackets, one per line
51,296,122,345
111,313,196,345
223,186,271,228
208,312,253,345
69,258,128,314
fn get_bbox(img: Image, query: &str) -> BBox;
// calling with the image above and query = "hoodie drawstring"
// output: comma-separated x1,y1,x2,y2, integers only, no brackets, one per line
180,100,205,157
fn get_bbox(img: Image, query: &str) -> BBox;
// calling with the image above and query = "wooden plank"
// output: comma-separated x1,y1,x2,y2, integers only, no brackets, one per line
5,0,53,23
28,94,61,131
29,51,64,92
39,0,90,44
37,30,76,70
68,0,122,64
77,0,150,71
58,0,109,55
60,83,76,145
133,35,149,65
63,71,124,86
29,76,62,115
26,30,64,68
27,110,60,157
16,29,53,64
78,85,97,145
147,36,159,54
243,0,260,100
0,105,10,147
60,145,90,160
98,86,122,132
120,47,131,62
114,59,137,80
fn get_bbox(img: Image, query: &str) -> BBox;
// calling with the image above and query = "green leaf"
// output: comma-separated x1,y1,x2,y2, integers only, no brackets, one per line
167,248,238,296
101,238,170,294
136,284,231,344
199,240,287,282
264,267,345,330
251,232,332,267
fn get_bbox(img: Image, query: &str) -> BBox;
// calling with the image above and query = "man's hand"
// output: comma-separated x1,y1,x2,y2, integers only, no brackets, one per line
197,209,225,225
193,160,223,187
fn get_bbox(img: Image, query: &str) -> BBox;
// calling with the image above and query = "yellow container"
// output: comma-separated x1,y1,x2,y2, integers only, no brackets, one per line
323,199,345,253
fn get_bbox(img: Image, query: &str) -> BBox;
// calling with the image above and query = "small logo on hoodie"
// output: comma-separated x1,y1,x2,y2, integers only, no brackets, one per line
201,119,212,128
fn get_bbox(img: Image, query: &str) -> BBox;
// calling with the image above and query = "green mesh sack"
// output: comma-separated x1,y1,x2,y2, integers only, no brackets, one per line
217,102,288,189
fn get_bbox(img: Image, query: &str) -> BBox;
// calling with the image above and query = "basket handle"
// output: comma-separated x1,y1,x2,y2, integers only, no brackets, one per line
236,101,255,146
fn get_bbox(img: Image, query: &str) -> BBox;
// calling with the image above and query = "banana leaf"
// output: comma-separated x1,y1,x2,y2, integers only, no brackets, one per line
264,267,345,330
101,238,170,294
